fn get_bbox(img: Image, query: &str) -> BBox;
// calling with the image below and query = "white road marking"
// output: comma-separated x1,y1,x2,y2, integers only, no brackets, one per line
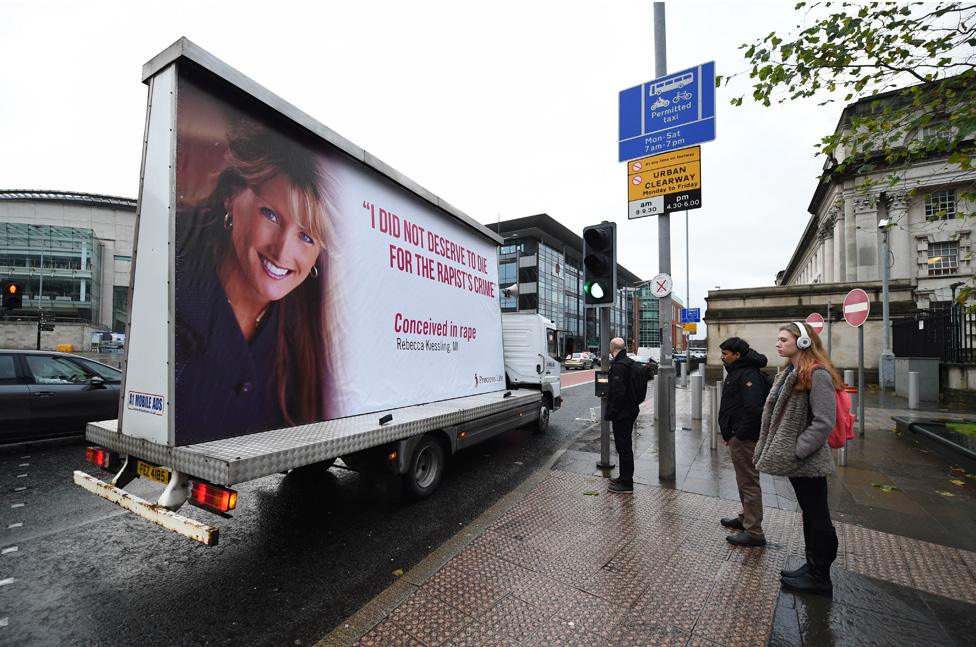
7,523,23,529
0,578,14,587
13,487,26,492
844,302,868,313
11,503,25,509
0,617,8,627
16,474,27,479
1,546,17,555
18,463,29,467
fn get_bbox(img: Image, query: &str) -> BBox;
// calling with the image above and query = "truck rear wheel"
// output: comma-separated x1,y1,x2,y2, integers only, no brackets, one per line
404,435,445,499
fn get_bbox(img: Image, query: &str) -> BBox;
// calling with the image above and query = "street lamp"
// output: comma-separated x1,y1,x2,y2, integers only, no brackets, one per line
877,218,895,389
949,281,965,305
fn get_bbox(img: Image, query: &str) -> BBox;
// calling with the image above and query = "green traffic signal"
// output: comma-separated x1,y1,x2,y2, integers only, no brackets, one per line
582,223,616,306
584,281,607,300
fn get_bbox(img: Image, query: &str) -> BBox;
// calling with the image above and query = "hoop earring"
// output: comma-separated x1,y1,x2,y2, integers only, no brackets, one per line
223,212,233,231
309,265,319,279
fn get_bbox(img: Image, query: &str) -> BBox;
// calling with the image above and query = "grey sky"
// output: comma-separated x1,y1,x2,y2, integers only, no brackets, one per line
0,1,843,337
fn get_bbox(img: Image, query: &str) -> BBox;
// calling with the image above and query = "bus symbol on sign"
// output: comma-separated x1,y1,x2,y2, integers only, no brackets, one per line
650,72,693,96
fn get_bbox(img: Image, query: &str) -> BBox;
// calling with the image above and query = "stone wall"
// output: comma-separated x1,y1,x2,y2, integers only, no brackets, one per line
703,279,916,384
0,321,106,352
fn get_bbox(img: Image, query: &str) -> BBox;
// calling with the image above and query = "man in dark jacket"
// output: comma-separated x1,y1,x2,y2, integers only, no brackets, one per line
718,337,769,547
605,337,641,493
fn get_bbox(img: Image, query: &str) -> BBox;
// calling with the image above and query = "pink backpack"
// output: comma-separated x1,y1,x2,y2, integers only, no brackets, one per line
829,389,856,449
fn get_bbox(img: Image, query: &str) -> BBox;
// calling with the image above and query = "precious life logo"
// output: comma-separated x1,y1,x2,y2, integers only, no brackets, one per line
474,373,504,387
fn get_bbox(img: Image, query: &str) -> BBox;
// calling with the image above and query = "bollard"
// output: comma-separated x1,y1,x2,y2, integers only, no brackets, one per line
691,374,703,420
843,368,858,434
706,385,717,450
713,380,723,450
908,371,919,410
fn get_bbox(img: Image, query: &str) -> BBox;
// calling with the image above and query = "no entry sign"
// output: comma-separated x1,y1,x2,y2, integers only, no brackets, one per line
843,289,870,327
805,312,825,334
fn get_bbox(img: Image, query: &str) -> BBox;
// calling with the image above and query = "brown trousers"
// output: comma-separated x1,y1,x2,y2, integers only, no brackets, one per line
729,438,764,539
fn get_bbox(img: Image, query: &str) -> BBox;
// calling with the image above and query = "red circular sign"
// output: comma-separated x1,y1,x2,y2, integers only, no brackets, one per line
843,289,870,327
805,312,825,333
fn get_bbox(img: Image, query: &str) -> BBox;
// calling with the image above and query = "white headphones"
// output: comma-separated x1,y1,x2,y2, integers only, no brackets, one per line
793,321,812,349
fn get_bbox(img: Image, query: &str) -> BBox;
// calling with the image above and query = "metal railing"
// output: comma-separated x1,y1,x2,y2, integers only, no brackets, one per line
893,305,976,364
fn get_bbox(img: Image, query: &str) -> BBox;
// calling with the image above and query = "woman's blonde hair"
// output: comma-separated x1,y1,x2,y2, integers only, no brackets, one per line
779,322,843,392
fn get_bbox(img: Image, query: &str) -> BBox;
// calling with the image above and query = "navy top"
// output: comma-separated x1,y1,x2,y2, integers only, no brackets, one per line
174,253,285,445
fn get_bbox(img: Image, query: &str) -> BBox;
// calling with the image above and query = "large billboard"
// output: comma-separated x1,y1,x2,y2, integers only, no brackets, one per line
170,70,504,445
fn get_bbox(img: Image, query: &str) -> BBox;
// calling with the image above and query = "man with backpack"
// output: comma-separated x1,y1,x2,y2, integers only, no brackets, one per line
718,337,771,547
605,337,646,493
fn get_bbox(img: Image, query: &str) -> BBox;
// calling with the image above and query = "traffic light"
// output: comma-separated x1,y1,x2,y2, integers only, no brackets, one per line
582,222,616,306
3,281,23,310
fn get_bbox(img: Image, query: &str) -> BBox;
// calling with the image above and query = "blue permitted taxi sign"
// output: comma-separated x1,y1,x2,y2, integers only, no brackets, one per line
681,308,701,323
619,62,716,162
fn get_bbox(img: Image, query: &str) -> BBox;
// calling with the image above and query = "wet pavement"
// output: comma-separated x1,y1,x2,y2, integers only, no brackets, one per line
322,381,976,646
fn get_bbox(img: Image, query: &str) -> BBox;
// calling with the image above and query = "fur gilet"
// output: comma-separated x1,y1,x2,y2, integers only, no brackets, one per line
753,368,835,478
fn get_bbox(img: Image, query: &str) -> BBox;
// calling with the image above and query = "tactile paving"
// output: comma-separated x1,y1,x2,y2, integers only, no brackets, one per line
387,590,475,646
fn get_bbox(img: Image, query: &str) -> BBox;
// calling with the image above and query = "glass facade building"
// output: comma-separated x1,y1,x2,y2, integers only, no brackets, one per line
0,223,103,323
493,215,644,357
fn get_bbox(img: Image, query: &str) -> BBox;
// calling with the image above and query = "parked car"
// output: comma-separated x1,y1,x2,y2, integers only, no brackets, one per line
0,349,122,443
564,352,594,370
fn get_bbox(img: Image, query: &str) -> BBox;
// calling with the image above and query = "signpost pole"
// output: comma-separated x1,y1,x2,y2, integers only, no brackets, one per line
858,325,865,437
653,1,676,482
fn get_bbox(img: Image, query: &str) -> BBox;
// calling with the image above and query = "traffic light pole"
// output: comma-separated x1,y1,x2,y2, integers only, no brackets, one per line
653,1,676,481
597,305,614,470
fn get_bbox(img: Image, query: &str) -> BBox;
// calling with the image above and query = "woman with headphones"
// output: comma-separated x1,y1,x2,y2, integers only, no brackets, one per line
753,322,843,595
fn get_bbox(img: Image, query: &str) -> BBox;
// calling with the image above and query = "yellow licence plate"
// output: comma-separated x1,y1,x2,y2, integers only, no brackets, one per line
137,460,171,485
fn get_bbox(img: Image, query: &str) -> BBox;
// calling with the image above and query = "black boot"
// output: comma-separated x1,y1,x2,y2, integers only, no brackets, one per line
781,549,814,578
780,562,832,595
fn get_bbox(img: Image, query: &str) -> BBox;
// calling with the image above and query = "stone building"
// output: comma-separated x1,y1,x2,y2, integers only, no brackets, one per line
707,77,975,390
777,84,974,308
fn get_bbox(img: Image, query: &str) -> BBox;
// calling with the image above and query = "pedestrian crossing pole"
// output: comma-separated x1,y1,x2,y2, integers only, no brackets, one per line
653,1,676,481
598,305,615,469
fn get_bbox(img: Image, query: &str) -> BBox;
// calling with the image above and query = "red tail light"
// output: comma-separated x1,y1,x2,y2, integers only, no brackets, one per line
189,480,238,514
85,446,117,470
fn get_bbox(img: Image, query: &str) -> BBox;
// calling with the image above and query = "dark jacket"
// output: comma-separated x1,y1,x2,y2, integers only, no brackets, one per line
174,251,286,445
604,349,640,422
718,348,768,442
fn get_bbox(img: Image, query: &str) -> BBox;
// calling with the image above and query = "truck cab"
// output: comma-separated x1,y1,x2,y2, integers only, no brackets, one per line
501,313,562,412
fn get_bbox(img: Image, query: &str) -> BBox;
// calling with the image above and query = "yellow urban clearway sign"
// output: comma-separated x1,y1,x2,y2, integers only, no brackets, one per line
628,146,701,201
683,323,698,334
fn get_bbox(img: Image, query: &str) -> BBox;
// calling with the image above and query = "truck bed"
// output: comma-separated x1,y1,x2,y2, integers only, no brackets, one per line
87,389,541,486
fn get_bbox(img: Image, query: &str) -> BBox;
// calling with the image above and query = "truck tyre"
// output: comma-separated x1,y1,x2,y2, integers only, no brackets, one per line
535,401,550,434
404,435,445,499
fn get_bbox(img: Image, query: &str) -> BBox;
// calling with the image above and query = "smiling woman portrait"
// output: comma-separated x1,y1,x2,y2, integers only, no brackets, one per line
174,101,339,444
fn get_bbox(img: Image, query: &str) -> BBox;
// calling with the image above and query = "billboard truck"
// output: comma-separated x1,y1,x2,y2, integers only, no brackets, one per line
74,39,561,546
